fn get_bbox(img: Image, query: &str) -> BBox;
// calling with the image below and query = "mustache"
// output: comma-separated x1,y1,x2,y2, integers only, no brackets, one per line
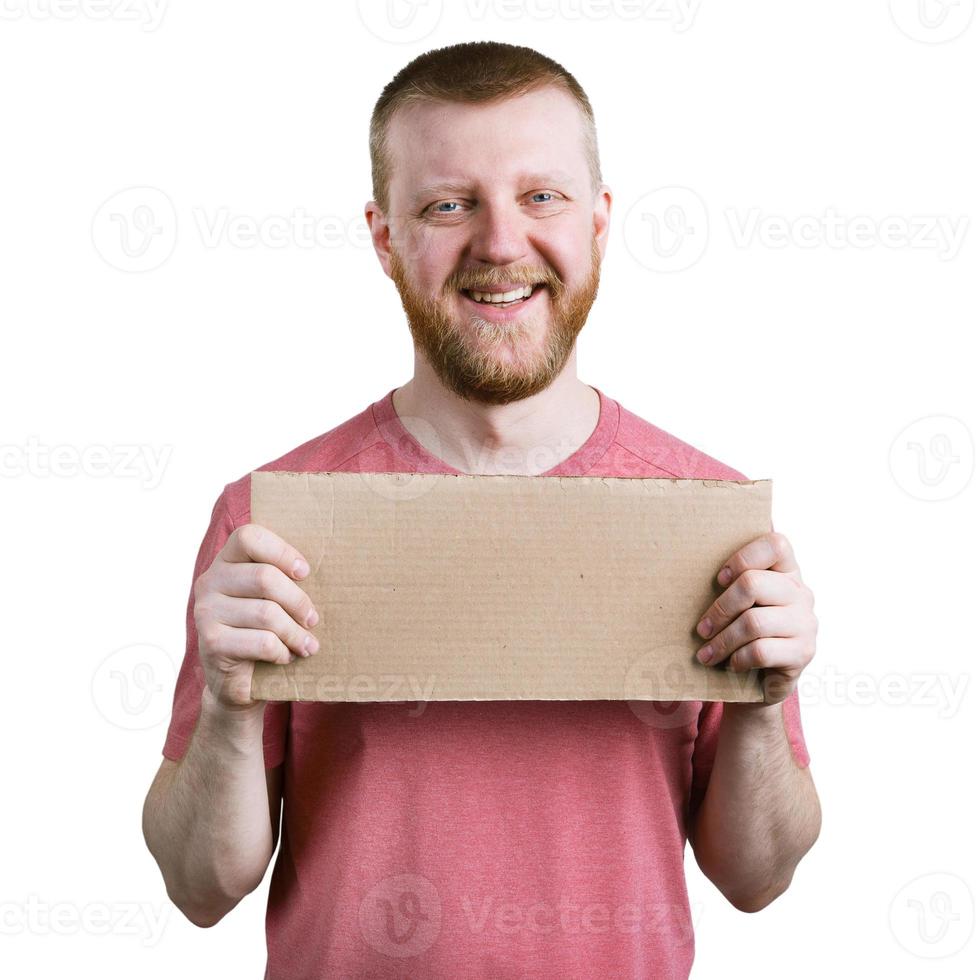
446,269,562,293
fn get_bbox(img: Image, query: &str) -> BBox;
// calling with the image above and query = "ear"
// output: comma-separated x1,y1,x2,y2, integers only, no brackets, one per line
365,200,393,278
592,183,613,260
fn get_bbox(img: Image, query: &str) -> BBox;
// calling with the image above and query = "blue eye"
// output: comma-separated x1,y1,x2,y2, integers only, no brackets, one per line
427,192,558,216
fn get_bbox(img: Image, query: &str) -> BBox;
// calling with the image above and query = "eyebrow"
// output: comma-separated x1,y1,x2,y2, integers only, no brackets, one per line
412,171,577,204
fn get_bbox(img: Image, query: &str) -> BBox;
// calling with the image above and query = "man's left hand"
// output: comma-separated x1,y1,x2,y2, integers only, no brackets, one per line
694,531,818,704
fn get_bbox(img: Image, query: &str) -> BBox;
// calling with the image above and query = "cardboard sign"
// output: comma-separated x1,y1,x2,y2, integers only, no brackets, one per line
249,470,771,703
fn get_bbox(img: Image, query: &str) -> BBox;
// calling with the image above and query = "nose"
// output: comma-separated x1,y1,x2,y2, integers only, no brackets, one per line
467,196,531,269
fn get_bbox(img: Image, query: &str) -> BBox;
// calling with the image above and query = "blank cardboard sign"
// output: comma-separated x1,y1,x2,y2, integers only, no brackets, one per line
249,470,771,704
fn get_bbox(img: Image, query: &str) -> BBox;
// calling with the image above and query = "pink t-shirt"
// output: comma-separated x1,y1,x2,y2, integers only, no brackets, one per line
162,385,811,979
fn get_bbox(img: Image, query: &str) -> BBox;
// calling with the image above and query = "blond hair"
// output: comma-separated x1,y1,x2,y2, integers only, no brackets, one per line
369,41,601,215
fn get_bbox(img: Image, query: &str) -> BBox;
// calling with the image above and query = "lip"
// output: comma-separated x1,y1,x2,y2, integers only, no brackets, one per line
458,284,547,321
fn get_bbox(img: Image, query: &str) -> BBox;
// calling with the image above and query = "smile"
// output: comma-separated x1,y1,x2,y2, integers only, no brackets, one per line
458,283,547,314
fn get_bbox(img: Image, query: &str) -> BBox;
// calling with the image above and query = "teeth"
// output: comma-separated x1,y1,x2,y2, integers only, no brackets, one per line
465,284,535,304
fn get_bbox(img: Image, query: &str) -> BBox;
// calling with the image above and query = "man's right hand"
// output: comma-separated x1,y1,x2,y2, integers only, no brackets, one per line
193,523,320,709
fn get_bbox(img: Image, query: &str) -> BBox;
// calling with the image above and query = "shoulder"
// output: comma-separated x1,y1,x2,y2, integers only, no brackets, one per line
219,394,390,524
602,395,749,482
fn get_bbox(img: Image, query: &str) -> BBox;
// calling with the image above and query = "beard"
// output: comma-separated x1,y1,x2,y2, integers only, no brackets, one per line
389,236,602,406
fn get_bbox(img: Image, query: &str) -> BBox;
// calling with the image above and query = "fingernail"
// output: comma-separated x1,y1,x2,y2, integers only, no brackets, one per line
718,567,732,586
306,608,319,628
293,559,310,579
697,645,713,663
697,618,712,638
304,635,319,655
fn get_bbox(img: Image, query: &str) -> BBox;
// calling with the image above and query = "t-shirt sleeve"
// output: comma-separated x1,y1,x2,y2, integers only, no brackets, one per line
161,486,289,769
688,688,811,833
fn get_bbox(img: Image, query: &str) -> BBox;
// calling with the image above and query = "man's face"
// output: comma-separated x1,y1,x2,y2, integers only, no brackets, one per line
373,85,610,405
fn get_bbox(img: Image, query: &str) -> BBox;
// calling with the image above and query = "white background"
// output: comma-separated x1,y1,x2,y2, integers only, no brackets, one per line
2,1,977,977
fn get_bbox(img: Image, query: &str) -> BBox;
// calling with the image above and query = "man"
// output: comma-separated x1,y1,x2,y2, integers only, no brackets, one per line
143,41,821,978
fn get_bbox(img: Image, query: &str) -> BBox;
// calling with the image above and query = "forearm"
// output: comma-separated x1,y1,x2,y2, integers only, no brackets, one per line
142,687,274,926
691,700,821,911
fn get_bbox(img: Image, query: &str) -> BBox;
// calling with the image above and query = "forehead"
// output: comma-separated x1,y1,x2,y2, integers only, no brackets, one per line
387,86,589,203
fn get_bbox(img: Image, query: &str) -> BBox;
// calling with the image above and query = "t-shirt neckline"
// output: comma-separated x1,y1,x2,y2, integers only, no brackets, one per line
372,384,619,477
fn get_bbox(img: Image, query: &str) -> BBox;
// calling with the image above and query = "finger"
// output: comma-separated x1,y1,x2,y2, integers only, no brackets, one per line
222,522,313,582
722,636,810,675
203,621,297,667
718,531,799,587
696,568,801,641
217,552,319,632
697,605,798,667
206,593,319,657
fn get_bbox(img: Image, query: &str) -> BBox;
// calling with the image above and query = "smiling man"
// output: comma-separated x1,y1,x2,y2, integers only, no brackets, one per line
144,41,821,980
377,80,603,403
368,52,609,472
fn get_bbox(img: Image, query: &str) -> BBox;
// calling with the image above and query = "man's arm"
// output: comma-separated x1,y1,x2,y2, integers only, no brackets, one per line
689,700,821,913
142,687,281,927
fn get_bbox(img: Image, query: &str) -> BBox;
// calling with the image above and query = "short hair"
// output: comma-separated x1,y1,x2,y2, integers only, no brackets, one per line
369,40,602,216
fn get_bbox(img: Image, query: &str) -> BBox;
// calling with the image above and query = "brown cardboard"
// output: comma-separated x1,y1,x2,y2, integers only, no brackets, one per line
249,471,771,704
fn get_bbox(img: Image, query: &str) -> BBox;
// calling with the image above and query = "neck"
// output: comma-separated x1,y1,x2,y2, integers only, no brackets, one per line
392,355,600,476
